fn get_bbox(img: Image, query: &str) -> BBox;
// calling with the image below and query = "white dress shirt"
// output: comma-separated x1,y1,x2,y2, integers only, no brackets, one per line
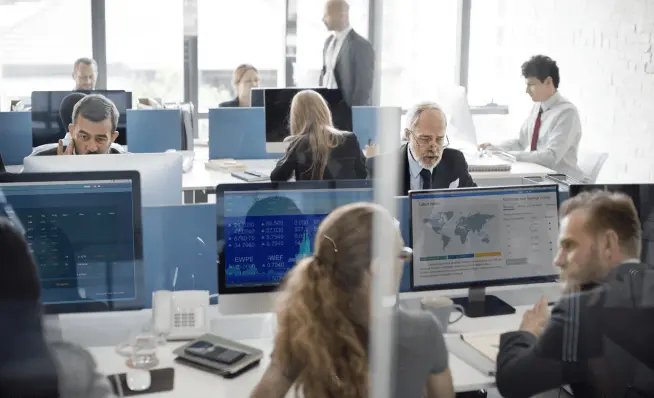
407,145,436,191
323,26,353,89
498,91,583,181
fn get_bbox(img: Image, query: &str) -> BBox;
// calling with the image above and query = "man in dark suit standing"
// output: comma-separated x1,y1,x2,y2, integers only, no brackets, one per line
319,0,374,106
366,102,476,196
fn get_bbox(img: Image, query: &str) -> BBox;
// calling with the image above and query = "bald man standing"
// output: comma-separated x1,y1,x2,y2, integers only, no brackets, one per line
319,0,374,106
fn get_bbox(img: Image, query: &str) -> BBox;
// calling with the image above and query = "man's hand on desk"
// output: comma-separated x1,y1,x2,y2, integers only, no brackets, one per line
477,143,494,150
519,296,550,337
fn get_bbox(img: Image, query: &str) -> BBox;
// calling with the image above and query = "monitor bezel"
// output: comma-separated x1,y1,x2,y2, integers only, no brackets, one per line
0,170,145,313
216,179,374,295
408,184,560,292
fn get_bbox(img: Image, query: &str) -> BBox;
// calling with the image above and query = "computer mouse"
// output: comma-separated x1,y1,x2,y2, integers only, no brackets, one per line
126,370,151,392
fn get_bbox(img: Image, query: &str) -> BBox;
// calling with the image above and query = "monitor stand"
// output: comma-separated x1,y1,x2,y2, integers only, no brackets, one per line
452,287,516,318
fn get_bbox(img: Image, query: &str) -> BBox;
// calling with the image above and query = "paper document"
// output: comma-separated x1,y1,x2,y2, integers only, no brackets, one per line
460,331,502,362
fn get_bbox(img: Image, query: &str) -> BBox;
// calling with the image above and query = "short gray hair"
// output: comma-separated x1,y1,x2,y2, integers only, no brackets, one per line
72,94,119,132
73,57,97,71
404,101,448,131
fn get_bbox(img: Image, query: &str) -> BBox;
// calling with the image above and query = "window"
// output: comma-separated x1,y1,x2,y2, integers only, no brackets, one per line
467,0,511,107
0,0,92,109
197,0,285,112
293,0,369,87
380,0,458,108
105,0,184,103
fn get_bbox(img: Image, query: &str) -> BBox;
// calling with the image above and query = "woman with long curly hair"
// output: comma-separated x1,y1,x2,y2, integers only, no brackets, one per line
251,202,454,398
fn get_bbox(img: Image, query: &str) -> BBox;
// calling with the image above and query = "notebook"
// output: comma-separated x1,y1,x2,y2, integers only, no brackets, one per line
459,331,502,362
231,170,270,182
466,153,512,172
205,159,247,172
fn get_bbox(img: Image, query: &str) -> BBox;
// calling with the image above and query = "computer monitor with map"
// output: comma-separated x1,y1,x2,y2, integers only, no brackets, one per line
216,180,374,315
409,185,560,317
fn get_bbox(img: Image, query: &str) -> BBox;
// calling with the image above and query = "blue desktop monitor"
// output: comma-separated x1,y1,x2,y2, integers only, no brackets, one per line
409,185,560,317
216,180,373,295
0,171,144,314
31,90,132,147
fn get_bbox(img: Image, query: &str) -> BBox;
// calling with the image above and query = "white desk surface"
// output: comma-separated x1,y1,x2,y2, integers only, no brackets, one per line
182,147,555,191
89,337,495,396
6,146,555,191
85,283,560,396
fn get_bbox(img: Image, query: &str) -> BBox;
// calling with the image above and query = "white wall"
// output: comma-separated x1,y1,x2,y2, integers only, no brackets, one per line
477,0,654,182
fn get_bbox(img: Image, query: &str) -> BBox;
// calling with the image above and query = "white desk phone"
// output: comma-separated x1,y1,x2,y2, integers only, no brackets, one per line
152,290,210,340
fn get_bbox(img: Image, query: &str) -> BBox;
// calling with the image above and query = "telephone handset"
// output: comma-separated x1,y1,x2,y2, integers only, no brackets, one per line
152,290,210,340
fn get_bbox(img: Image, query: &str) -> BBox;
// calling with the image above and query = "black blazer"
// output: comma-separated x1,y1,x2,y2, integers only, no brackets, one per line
365,144,476,196
496,261,654,398
318,29,374,106
270,131,367,181
219,98,240,108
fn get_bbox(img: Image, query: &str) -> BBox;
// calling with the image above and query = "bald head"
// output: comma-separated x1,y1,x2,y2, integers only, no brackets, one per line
323,0,350,31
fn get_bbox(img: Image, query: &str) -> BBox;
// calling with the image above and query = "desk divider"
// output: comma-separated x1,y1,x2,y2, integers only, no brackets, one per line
208,106,402,160
127,109,182,153
0,112,32,165
208,108,276,160
142,204,217,307
395,196,411,293
352,106,402,150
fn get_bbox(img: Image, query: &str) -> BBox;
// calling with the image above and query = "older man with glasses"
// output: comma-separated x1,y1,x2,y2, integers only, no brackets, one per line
366,101,477,195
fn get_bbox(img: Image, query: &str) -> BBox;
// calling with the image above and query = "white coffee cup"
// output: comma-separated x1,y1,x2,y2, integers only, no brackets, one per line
420,296,465,332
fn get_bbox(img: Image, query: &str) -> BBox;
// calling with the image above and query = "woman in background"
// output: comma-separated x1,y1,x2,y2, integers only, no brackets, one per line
250,202,455,398
270,90,367,181
219,64,260,108
0,217,115,398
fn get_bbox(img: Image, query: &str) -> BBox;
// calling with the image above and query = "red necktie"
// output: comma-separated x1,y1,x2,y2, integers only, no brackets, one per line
531,107,543,151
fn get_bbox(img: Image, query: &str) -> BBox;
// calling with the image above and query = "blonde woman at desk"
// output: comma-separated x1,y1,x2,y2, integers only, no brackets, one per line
251,203,455,398
219,64,260,108
270,89,367,181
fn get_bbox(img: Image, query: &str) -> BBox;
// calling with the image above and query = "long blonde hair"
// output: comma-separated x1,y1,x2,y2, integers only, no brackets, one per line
287,90,342,179
274,202,398,398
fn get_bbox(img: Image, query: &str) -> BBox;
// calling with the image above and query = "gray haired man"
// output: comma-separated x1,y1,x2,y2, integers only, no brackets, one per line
366,101,476,195
73,57,98,90
31,94,126,156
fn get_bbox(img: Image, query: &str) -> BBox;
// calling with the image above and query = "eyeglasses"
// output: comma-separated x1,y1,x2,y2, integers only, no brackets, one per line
399,247,413,262
407,130,449,148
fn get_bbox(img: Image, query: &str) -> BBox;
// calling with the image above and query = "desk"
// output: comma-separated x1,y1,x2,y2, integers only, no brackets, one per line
5,146,556,203
82,283,560,396
89,339,494,396
181,149,556,203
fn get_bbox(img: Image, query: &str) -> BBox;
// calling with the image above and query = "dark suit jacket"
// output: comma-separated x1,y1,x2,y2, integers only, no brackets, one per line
496,261,654,398
270,131,367,181
319,29,374,106
365,144,476,196
219,98,240,108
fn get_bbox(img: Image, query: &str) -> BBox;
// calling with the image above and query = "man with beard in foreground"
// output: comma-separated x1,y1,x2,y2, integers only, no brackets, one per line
365,101,476,195
496,190,654,398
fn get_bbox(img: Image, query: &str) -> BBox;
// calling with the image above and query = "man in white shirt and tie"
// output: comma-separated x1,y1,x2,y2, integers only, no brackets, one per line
479,55,583,181
319,0,374,106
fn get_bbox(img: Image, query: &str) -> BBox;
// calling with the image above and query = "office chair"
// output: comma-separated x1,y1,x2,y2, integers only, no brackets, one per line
578,150,608,183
